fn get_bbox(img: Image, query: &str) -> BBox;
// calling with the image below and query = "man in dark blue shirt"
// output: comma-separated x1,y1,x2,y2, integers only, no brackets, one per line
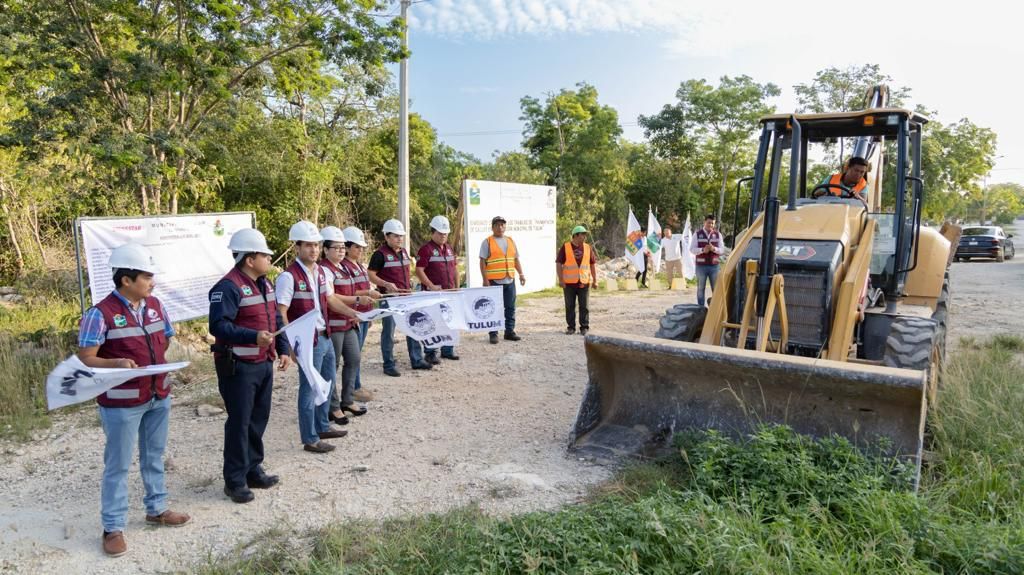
208,228,291,504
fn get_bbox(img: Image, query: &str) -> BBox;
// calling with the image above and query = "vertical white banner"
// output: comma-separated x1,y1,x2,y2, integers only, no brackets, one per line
463,180,557,294
647,209,663,273
79,212,254,322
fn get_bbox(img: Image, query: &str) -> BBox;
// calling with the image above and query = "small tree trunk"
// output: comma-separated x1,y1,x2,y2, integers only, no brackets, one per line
30,204,47,266
139,183,149,215
717,161,732,227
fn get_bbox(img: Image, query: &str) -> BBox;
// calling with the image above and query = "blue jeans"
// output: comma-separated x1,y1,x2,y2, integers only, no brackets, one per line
297,334,335,445
380,315,424,369
354,321,370,390
98,396,171,532
695,264,719,307
488,281,518,336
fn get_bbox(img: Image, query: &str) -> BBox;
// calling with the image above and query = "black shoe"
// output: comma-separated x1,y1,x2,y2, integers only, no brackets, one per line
329,411,350,425
224,485,255,504
383,367,401,377
489,333,499,344
425,355,441,365
504,331,521,341
565,327,576,335
341,404,367,416
246,474,280,489
411,361,433,370
441,354,460,360
580,328,589,336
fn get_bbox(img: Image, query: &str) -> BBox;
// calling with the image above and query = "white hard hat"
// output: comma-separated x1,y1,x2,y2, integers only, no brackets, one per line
289,220,322,242
227,228,274,255
429,215,451,233
382,218,406,235
109,243,160,274
342,226,368,247
319,225,345,243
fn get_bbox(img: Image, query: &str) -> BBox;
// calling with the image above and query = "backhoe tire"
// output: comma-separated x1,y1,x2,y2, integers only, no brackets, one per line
883,317,941,371
655,304,707,342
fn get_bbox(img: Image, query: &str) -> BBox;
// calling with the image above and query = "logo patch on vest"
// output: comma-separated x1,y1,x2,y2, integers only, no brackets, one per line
387,254,395,261
433,248,440,256
298,280,307,291
146,308,160,321
112,314,127,328
241,285,253,296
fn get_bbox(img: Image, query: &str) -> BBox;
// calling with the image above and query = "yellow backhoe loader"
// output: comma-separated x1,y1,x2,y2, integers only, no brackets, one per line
571,89,955,481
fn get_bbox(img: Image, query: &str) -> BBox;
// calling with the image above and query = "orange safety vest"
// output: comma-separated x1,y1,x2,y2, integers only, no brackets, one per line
561,242,592,286
828,173,867,196
484,236,518,281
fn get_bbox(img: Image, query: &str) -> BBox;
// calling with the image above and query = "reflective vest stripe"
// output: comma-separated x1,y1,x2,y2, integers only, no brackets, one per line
232,346,260,357
106,326,146,339
105,388,140,399
828,173,867,195
561,242,592,285
485,236,517,280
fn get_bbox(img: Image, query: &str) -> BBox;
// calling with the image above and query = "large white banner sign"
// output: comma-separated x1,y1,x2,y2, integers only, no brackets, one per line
463,179,557,294
79,212,254,322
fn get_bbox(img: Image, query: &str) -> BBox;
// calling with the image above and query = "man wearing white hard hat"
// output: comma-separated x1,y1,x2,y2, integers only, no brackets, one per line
209,227,291,504
367,218,430,376
77,243,189,556
319,226,372,423
415,215,460,363
276,221,359,455
340,226,380,402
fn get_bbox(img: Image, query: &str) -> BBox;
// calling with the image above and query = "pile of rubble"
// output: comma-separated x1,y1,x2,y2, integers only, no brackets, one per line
0,286,24,304
596,257,639,281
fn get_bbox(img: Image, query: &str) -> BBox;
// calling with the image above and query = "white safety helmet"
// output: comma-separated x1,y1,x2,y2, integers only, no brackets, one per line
381,218,406,236
342,226,368,247
319,225,346,243
108,243,160,274
227,228,274,255
289,220,323,242
429,215,451,234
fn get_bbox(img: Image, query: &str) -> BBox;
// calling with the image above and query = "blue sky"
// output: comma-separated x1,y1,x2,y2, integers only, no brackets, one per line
397,0,1024,185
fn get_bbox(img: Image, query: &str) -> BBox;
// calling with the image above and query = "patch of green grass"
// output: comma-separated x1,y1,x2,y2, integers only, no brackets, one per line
517,286,564,301
0,333,61,439
201,336,1024,574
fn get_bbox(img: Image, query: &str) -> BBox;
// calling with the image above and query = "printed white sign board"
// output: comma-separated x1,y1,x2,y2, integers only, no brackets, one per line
463,179,557,294
79,213,255,322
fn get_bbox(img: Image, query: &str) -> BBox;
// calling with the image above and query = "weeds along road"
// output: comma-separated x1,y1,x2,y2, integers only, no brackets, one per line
0,228,1021,574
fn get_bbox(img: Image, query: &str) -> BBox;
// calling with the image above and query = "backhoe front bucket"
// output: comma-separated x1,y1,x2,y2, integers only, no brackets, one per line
571,331,927,466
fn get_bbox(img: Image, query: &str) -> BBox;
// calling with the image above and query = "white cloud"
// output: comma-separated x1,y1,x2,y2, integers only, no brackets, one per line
407,0,1024,59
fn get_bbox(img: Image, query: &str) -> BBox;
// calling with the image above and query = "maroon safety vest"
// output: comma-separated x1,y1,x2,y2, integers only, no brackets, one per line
93,292,169,408
418,240,458,290
341,258,374,312
284,260,331,335
695,229,722,266
215,267,279,363
374,244,411,291
321,258,354,331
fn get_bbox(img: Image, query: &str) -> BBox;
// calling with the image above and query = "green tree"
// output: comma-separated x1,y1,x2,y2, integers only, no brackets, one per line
520,83,629,250
1,0,403,215
639,75,779,229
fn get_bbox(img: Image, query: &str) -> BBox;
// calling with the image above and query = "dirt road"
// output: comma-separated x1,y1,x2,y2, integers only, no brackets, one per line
1,233,1021,573
0,285,688,574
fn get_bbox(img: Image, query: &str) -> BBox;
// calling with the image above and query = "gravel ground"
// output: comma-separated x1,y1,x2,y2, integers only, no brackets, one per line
0,285,690,574
1,229,1020,574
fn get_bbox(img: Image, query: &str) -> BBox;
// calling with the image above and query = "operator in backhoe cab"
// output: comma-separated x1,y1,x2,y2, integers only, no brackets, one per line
816,156,869,200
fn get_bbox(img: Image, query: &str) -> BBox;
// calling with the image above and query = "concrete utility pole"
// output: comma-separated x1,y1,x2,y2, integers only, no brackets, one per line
398,0,411,236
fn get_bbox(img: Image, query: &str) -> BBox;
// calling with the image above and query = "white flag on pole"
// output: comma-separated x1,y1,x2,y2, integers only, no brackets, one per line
46,355,190,411
647,208,663,273
625,208,646,273
283,309,331,406
681,212,696,280
394,302,459,349
459,286,505,332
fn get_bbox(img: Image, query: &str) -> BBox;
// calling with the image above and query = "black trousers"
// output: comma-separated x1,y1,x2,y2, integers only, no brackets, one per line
563,284,590,330
217,358,274,489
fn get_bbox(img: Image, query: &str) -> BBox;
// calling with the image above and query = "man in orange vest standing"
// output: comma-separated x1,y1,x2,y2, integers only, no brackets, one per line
821,156,869,200
556,225,597,335
479,215,525,344
77,243,190,556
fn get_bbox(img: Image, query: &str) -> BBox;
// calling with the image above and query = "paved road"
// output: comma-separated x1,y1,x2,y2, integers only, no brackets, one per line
948,221,1024,346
